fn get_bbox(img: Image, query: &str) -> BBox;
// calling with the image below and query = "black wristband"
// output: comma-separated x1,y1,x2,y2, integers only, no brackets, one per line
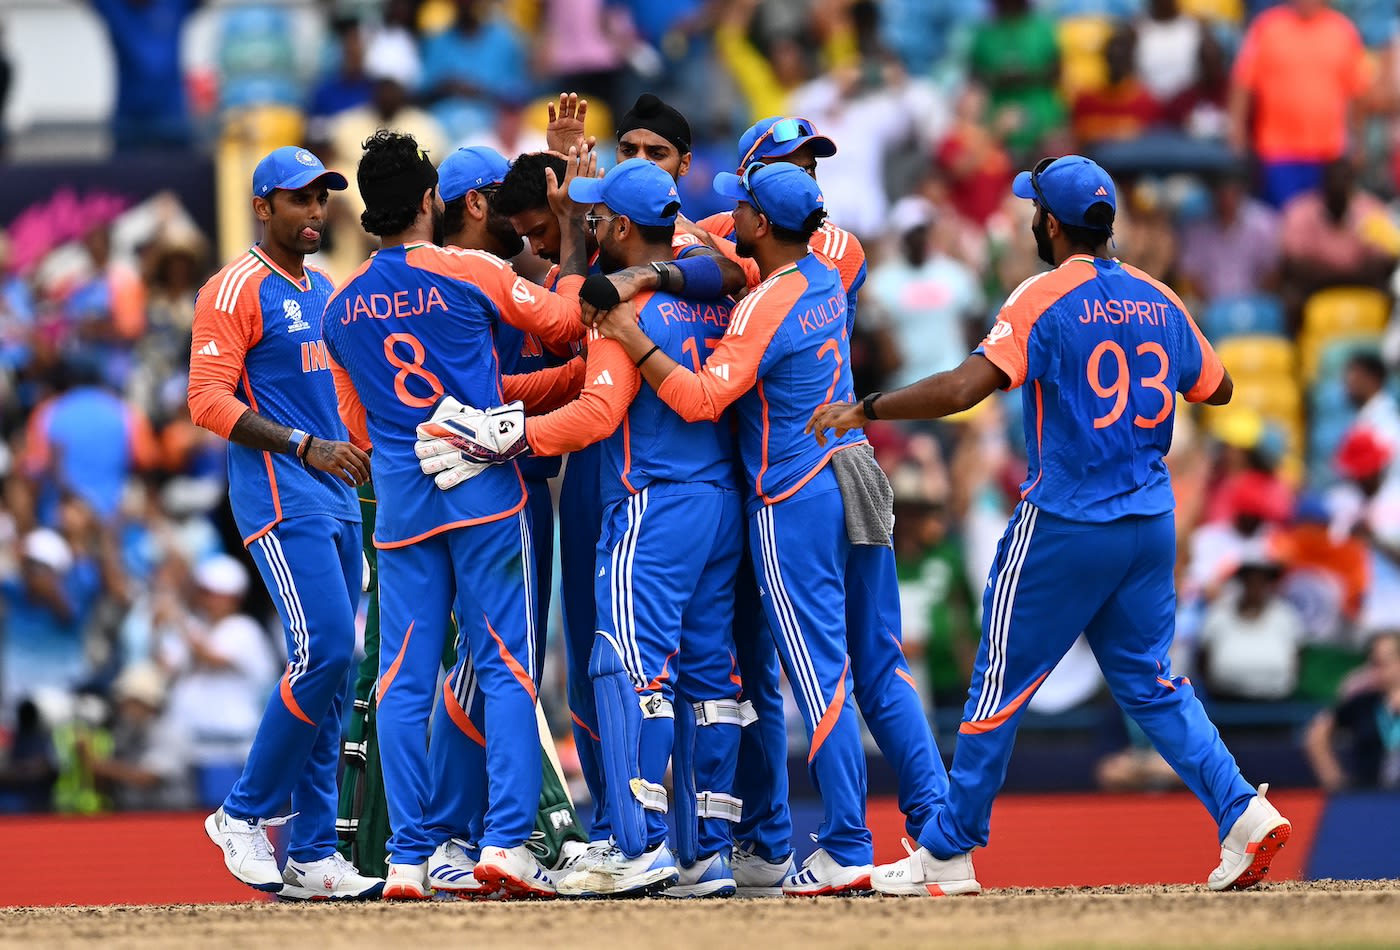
862,391,884,421
298,434,315,466
636,344,661,368
580,273,622,311
650,260,674,292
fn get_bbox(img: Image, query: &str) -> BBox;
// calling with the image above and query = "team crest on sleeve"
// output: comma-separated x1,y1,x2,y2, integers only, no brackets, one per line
511,277,537,305
985,320,1013,344
283,298,311,332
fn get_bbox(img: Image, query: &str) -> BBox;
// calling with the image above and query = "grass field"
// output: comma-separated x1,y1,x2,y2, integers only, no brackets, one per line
4,881,1399,950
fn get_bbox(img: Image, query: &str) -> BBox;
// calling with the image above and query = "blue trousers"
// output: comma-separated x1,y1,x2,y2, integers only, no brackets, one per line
225,515,360,864
591,482,742,858
559,443,609,839
731,553,793,863
377,512,539,863
749,470,946,866
920,502,1257,859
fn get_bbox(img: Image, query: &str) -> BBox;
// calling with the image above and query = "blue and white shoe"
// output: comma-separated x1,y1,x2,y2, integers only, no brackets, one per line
204,807,290,892
663,851,736,898
429,839,492,898
731,845,795,898
556,842,679,898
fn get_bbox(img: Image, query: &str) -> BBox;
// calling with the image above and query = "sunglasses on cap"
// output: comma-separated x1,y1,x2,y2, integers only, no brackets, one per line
739,116,818,171
1028,155,1060,221
733,162,773,222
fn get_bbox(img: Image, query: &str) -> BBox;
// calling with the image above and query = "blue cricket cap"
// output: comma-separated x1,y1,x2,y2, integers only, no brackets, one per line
252,146,348,198
736,116,837,171
713,162,825,232
567,158,681,227
1012,155,1116,230
438,146,511,203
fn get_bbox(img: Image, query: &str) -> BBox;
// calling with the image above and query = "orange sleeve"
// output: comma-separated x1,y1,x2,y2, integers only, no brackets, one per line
1346,23,1373,96
502,357,586,414
109,266,147,340
329,356,372,451
654,275,796,422
187,278,262,440
525,334,639,457
976,274,1046,390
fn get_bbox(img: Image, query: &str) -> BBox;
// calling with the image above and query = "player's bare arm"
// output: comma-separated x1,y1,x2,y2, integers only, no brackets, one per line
545,145,597,281
594,300,681,391
806,354,1008,447
228,409,371,487
1202,368,1233,406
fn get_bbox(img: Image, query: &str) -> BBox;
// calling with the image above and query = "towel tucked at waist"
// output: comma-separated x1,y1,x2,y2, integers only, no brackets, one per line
830,442,893,547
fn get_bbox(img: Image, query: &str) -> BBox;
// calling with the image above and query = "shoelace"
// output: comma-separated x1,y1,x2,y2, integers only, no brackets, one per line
248,812,296,862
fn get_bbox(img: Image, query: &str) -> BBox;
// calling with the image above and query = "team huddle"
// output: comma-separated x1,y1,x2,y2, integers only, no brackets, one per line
190,92,1293,902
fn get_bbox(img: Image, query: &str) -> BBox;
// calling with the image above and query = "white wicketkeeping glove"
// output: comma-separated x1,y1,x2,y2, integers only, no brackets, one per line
414,396,528,490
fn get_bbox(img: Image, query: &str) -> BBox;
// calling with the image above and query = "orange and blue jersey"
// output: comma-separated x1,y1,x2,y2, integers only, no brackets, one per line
188,246,359,545
697,213,866,332
496,321,567,481
650,251,861,508
322,243,585,548
974,255,1225,523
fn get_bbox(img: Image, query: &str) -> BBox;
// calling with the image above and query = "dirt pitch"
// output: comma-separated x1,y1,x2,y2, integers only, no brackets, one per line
4,881,1400,950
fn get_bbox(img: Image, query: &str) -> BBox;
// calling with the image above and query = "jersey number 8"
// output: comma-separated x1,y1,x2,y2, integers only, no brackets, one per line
385,332,446,408
1086,340,1173,430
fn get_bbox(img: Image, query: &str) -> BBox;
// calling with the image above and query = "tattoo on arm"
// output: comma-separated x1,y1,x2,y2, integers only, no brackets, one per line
229,409,294,454
557,216,591,281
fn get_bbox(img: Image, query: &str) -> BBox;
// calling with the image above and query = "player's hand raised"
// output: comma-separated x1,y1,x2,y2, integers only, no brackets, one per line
806,401,867,447
546,93,596,157
304,438,372,487
545,144,599,223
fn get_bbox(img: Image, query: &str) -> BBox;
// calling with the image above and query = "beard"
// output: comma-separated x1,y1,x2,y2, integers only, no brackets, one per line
1032,215,1055,266
431,203,446,247
596,235,625,275
735,237,756,259
486,210,524,258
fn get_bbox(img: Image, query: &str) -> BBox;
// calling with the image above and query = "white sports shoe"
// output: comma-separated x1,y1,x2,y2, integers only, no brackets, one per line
556,842,679,897
731,845,795,898
1208,783,1292,891
429,839,491,898
474,844,557,899
383,861,430,901
782,848,873,897
280,852,384,901
871,839,981,897
663,851,736,898
203,807,290,892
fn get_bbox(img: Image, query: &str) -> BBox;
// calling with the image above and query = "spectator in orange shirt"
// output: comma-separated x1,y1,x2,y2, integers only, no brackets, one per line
1229,0,1373,207
1072,29,1163,147
934,84,1014,227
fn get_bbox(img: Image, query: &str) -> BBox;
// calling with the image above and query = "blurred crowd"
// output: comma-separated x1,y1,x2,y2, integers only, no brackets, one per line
3,0,1400,814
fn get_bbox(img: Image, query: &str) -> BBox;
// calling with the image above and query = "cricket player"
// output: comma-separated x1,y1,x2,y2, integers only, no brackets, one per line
593,163,938,896
809,155,1293,895
322,131,590,900
419,145,587,896
493,106,746,856
419,158,745,898
191,146,382,900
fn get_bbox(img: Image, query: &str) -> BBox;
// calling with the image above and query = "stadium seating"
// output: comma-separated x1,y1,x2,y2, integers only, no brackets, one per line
1216,335,1296,378
1300,288,1391,380
1201,294,1287,341
1057,16,1116,98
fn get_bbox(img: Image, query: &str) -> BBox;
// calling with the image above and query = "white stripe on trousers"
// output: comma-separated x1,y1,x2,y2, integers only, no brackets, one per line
518,510,536,684
609,489,649,686
972,503,1039,722
755,505,827,727
257,531,310,686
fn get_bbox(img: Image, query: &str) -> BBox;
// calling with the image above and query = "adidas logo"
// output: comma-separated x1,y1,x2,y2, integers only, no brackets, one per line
708,364,730,381
1094,186,1108,196
593,370,614,386
198,340,221,357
